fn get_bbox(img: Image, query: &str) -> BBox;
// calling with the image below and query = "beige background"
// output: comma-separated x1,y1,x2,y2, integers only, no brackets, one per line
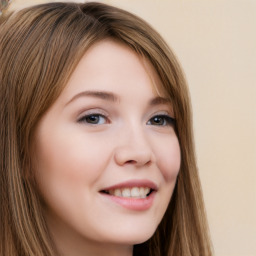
9,1,256,256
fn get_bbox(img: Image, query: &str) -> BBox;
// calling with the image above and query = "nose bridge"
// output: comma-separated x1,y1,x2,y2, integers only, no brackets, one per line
114,120,155,166
125,118,152,148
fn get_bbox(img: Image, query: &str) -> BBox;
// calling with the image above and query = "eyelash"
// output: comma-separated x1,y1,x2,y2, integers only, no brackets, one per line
77,113,108,125
147,115,175,126
77,113,175,126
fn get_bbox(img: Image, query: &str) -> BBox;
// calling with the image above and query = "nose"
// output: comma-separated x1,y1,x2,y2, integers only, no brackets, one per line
114,129,155,167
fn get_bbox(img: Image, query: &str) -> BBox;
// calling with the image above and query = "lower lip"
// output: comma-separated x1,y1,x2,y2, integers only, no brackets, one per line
100,192,156,211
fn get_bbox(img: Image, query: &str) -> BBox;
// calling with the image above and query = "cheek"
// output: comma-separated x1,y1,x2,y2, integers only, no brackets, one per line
154,135,181,182
33,127,112,199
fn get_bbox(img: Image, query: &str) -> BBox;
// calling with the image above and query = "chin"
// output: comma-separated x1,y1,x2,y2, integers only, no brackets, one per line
104,225,157,245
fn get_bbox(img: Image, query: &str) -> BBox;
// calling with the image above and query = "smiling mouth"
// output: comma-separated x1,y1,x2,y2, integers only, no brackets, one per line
99,180,157,210
100,187,153,199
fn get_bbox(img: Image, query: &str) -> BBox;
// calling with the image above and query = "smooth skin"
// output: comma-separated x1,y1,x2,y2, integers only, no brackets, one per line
32,40,181,256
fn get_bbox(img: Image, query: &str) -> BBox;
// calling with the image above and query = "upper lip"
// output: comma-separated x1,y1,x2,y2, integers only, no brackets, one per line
100,179,158,192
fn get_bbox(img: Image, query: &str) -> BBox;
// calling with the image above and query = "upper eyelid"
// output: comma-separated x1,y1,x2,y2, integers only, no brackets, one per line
152,113,175,119
77,108,109,120
75,107,174,121
149,110,174,118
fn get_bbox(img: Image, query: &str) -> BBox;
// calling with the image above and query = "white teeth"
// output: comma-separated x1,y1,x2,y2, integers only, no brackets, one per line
144,187,150,195
122,188,131,197
108,187,151,198
131,187,140,197
114,189,122,197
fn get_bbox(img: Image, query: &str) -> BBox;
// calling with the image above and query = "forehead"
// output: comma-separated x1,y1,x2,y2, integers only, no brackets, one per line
62,39,166,99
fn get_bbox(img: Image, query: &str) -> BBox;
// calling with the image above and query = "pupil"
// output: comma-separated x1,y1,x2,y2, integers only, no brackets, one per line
87,115,99,124
154,117,162,124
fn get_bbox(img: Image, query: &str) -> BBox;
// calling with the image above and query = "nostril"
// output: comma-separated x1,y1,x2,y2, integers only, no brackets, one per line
125,159,152,166
126,160,136,164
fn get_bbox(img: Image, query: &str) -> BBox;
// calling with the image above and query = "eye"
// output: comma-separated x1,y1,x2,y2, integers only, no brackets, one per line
78,114,108,125
147,115,175,126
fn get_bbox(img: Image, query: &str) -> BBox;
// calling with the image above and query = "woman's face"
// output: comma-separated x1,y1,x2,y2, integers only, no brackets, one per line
33,40,180,254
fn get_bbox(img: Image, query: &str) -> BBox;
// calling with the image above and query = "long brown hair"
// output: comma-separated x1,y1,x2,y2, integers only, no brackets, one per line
0,2,212,256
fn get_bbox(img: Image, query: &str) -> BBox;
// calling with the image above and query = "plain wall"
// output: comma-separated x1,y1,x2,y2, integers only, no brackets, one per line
9,1,256,256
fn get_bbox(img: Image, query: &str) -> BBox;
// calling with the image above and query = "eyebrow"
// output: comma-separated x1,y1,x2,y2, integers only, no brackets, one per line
66,90,171,106
149,96,172,106
66,90,119,106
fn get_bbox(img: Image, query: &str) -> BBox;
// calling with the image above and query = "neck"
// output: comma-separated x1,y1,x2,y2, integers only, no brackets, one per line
57,240,133,256
56,238,133,256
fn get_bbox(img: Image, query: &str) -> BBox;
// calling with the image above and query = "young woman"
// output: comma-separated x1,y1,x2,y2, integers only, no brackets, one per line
0,2,212,256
